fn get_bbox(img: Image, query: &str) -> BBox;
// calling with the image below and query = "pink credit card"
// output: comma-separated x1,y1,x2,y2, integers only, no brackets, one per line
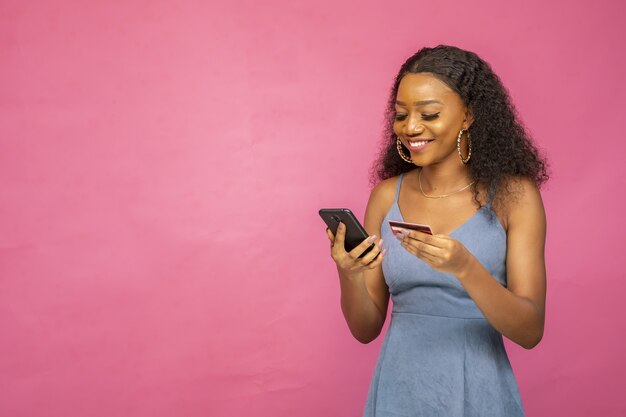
388,220,433,235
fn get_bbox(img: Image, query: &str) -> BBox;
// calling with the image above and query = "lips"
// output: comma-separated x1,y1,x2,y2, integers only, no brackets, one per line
406,138,434,151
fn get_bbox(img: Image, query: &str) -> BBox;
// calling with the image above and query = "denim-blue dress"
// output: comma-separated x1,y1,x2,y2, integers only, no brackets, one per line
363,174,525,417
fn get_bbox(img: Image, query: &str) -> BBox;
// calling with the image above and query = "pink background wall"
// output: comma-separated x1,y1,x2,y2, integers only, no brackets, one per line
1,0,625,416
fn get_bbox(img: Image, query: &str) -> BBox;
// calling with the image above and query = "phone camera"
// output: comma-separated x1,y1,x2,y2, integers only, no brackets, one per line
331,215,341,223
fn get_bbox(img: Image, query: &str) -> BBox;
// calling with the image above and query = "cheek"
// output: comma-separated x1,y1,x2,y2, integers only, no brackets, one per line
430,120,453,137
430,117,462,139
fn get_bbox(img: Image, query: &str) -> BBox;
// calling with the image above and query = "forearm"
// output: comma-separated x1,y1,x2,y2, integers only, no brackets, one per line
337,267,385,344
456,257,544,349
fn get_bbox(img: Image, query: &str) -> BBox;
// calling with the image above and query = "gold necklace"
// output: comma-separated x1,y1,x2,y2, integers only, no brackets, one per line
418,170,475,199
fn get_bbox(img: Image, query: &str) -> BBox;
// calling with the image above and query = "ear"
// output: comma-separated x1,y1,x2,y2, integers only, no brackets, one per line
463,107,475,129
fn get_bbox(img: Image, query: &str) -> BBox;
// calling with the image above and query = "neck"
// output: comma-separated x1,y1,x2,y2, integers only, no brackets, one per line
418,164,472,194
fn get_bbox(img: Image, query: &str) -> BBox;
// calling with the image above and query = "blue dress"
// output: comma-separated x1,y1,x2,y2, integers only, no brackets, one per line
363,174,525,417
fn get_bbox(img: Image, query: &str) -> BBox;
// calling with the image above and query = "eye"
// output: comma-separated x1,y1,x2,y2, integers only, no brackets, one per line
394,112,440,122
421,112,440,121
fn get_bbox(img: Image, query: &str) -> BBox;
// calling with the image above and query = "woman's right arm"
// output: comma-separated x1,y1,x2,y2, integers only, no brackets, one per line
326,180,395,344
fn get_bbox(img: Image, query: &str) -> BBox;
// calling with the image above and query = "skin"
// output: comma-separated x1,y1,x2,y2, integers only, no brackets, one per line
326,73,547,349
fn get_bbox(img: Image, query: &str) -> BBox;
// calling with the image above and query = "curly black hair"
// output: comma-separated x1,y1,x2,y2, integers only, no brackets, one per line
372,45,549,209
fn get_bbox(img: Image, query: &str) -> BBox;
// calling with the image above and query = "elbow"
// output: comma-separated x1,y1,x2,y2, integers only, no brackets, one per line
356,334,378,344
518,306,545,350
520,328,544,350
356,336,375,344
351,327,382,345
353,331,379,344
346,315,385,344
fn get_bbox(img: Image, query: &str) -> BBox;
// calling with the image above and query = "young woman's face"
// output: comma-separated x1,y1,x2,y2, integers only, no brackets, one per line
393,72,472,167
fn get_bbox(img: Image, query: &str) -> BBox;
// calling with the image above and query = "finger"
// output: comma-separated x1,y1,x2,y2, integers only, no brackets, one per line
403,236,444,258
399,238,416,255
405,237,422,254
405,229,429,242
334,222,346,248
367,248,387,269
326,227,335,242
392,229,408,241
406,230,445,248
400,239,437,263
330,225,347,257
348,234,378,259
417,251,438,266
359,239,385,265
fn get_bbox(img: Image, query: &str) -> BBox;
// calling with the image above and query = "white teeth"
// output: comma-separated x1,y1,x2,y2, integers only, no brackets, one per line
409,140,429,147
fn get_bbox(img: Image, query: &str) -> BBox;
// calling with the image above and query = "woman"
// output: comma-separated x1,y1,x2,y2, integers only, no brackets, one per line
325,45,548,416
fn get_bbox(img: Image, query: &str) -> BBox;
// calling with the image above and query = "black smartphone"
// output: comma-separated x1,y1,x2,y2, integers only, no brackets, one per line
319,208,375,258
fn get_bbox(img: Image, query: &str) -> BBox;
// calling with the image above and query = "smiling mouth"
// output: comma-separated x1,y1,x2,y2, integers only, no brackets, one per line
407,139,434,150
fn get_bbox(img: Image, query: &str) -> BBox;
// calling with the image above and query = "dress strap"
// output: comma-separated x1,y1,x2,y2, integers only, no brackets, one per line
394,173,404,204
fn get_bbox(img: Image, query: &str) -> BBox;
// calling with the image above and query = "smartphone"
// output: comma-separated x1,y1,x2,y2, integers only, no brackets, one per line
388,220,433,235
319,208,375,258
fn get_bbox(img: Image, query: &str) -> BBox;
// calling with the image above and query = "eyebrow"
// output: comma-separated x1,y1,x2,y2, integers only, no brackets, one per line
395,99,442,106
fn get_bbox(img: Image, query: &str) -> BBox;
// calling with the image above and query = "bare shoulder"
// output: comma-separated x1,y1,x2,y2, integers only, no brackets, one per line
500,177,546,232
364,176,401,232
367,177,399,215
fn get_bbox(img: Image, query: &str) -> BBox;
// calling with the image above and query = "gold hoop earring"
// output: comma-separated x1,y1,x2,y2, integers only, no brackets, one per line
457,129,472,164
396,137,413,164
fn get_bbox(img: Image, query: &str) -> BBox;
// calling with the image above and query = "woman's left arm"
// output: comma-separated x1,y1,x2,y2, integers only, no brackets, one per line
400,179,547,349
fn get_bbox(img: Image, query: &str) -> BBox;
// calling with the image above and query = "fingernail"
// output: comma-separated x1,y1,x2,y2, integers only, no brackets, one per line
367,235,377,243
378,238,384,247
381,248,388,256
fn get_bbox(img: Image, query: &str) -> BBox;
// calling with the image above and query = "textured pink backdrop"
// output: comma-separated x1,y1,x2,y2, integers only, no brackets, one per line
1,0,625,416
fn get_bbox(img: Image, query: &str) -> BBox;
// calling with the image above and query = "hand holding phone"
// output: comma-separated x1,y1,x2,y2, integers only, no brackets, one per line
319,208,386,271
319,208,374,257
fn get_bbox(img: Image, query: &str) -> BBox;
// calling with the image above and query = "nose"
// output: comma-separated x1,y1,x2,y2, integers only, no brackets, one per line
403,114,424,135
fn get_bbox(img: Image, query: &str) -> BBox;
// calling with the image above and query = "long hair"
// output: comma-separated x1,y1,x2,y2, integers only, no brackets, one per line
372,45,549,208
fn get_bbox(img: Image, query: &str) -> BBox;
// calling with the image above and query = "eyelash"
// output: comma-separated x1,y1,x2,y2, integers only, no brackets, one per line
394,112,440,121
